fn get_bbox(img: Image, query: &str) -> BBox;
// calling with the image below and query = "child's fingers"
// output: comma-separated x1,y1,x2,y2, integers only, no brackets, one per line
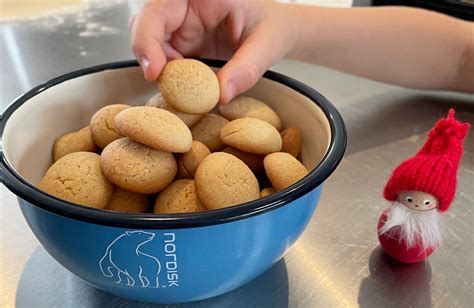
163,43,184,61
130,1,187,81
217,25,280,104
130,7,167,81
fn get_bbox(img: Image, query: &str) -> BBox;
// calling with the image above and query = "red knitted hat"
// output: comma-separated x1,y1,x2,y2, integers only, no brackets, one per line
384,109,470,212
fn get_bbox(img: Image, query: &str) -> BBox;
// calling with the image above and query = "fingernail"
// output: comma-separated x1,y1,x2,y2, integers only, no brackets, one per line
139,57,149,74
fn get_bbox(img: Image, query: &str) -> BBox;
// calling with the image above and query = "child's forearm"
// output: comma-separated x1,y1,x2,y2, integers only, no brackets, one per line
285,5,474,93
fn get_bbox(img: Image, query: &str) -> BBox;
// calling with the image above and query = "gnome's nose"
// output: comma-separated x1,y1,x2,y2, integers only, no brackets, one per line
415,204,419,208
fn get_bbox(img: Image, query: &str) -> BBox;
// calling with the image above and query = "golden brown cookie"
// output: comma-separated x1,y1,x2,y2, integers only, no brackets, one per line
53,126,98,161
106,187,150,213
154,179,207,214
264,152,309,191
100,138,177,194
222,146,264,174
158,59,219,114
195,152,260,210
221,117,282,155
219,96,282,130
145,93,203,128
38,152,113,209
90,104,130,149
191,114,229,152
281,126,302,157
115,106,192,153
260,187,276,198
177,141,211,179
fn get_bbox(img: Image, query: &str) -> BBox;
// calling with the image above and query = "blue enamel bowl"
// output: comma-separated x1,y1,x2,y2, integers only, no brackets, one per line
0,60,346,304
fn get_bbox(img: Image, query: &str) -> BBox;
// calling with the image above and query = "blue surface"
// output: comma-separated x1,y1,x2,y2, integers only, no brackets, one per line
18,186,322,304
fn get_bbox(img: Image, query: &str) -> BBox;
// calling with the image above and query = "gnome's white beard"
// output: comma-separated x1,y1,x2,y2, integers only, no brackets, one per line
379,202,443,249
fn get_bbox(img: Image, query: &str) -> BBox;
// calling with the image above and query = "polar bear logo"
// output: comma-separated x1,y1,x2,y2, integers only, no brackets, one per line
99,230,161,287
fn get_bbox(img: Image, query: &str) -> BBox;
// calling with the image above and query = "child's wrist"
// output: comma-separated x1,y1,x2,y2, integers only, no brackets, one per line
285,5,325,61
268,2,301,59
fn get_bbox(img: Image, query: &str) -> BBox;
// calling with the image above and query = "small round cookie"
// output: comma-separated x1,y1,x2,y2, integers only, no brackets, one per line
106,187,150,213
177,141,211,179
222,146,264,174
53,126,98,161
264,152,309,191
158,59,219,114
90,104,130,148
100,138,177,194
195,152,260,210
260,187,276,198
281,126,302,157
219,96,282,131
221,117,282,155
146,93,203,128
191,114,229,152
115,106,192,153
154,179,207,214
38,152,113,209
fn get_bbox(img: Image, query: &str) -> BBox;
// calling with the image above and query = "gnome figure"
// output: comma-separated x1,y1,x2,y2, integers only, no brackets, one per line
378,109,470,263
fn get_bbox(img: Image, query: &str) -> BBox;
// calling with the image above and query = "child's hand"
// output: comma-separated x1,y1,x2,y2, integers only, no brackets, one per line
129,0,294,103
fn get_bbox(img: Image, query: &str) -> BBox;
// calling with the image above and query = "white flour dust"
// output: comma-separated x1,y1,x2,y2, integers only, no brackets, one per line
1,0,127,38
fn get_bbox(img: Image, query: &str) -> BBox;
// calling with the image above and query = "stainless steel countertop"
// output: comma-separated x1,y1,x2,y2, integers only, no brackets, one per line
1,1,473,307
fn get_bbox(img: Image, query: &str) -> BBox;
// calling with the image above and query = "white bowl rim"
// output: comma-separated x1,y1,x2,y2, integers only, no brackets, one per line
0,59,346,229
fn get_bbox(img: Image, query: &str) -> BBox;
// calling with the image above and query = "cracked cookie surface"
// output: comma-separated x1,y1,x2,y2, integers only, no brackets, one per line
115,106,192,153
222,146,264,174
191,114,229,152
106,187,150,213
53,126,98,161
264,152,309,191
260,187,276,198
145,93,203,128
221,117,282,155
100,138,177,194
90,104,130,148
38,151,113,209
281,126,302,157
154,179,207,214
158,59,219,114
195,152,259,210
177,141,211,179
219,96,282,130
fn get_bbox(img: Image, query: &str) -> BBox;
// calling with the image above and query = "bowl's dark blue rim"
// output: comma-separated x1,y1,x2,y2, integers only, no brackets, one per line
0,59,346,229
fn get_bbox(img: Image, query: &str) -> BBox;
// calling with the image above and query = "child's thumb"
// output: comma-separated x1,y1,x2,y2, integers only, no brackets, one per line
217,29,279,104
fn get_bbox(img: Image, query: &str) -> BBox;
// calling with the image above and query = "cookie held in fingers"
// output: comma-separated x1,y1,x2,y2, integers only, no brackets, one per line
106,187,150,213
38,152,113,209
115,106,192,153
221,117,282,155
264,152,309,191
145,93,203,128
53,126,98,161
177,141,211,179
191,114,229,152
195,152,260,210
281,126,302,157
154,179,207,214
90,104,130,148
219,96,282,131
222,146,264,174
100,138,177,194
158,59,219,114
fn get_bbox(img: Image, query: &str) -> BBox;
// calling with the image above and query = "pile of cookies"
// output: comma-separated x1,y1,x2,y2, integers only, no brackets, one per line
38,59,308,214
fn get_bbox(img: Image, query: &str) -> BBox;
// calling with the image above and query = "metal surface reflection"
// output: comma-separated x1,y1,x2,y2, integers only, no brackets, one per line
358,247,432,307
1,26,31,91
